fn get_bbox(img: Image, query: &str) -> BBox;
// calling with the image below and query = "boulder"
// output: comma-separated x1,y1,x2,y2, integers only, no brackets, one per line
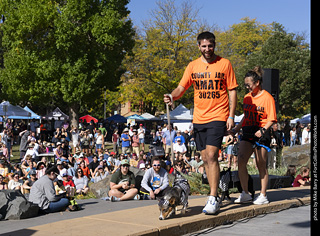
0,190,39,220
90,167,146,199
90,166,175,199
282,143,311,168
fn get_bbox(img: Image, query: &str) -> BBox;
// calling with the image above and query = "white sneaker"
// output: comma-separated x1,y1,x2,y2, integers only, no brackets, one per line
110,196,121,202
253,193,269,205
234,191,252,204
202,196,220,215
133,194,140,200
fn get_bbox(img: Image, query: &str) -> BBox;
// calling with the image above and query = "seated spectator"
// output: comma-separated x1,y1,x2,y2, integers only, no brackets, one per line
36,161,47,179
173,130,185,144
23,157,36,179
183,154,192,174
173,138,187,155
130,153,139,168
293,166,311,187
56,160,67,180
62,173,75,197
139,163,146,171
54,179,66,195
22,169,38,193
73,168,89,195
93,165,109,183
140,157,170,200
170,160,187,175
0,174,8,190
88,155,99,178
285,165,297,186
0,159,9,177
79,160,90,180
189,152,204,174
24,143,37,160
29,165,70,213
54,142,63,160
109,159,139,202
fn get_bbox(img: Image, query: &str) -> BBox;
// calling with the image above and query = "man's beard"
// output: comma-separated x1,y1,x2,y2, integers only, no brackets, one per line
201,50,215,61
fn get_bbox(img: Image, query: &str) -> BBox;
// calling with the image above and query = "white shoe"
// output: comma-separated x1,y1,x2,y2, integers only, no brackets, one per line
133,194,140,200
253,193,269,205
110,196,121,202
234,191,252,204
202,196,220,215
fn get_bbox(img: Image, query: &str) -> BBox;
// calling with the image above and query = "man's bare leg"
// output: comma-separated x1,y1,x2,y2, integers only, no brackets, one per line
201,145,220,196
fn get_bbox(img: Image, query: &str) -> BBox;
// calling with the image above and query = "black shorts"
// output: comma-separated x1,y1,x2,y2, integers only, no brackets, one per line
242,126,272,148
193,121,226,151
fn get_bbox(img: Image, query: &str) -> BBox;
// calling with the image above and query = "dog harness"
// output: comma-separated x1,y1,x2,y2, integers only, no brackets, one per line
174,179,190,206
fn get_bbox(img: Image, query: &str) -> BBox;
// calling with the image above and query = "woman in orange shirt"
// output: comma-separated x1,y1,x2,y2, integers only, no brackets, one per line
79,161,91,180
231,66,277,205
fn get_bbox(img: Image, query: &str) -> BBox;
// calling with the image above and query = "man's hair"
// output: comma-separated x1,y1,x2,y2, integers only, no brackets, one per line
197,31,216,45
45,164,59,175
151,156,160,164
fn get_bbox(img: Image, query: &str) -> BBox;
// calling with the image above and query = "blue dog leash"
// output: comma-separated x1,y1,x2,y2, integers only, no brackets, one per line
255,142,271,152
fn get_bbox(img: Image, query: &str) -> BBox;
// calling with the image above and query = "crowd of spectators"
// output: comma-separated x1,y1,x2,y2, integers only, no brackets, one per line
0,117,311,214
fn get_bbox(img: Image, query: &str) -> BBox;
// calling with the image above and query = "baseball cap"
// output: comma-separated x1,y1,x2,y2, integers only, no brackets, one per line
62,172,68,177
120,159,130,166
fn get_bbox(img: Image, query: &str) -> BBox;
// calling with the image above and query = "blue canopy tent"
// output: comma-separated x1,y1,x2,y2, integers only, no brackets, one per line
107,114,127,123
126,114,146,120
298,113,311,124
8,106,41,120
0,101,31,117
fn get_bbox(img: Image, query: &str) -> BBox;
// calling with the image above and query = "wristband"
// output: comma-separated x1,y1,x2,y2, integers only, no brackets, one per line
228,116,234,120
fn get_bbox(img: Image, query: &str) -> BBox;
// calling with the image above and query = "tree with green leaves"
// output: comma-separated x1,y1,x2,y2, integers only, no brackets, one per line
119,0,215,114
0,0,135,126
238,27,310,120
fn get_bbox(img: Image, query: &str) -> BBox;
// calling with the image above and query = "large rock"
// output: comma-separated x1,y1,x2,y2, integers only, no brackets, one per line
90,166,175,199
282,143,310,167
90,167,146,199
0,190,39,220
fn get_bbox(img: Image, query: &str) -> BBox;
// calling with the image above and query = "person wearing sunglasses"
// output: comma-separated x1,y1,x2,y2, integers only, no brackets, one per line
140,157,169,200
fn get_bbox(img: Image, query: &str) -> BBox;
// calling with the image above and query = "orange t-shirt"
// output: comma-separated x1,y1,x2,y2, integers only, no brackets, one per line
179,56,238,124
242,90,277,128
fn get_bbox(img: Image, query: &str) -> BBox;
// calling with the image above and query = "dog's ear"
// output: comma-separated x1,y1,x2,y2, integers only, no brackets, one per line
169,196,176,206
158,198,165,206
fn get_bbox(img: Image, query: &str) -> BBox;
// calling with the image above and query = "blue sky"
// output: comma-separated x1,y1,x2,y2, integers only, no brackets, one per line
127,0,311,44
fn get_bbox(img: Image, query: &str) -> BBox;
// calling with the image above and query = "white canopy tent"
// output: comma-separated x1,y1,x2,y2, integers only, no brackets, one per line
141,112,161,121
161,104,193,131
161,104,193,121
235,114,244,123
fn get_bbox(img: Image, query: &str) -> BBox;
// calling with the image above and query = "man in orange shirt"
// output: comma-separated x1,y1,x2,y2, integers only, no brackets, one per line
164,31,238,214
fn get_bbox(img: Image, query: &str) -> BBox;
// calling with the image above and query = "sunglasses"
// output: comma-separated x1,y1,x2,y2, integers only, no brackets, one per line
153,164,161,167
122,165,129,168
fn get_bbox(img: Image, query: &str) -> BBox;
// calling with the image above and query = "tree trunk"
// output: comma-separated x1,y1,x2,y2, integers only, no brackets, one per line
69,103,79,129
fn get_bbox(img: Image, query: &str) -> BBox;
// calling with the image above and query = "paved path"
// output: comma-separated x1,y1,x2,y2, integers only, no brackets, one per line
0,186,310,236
186,205,310,236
